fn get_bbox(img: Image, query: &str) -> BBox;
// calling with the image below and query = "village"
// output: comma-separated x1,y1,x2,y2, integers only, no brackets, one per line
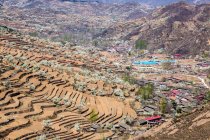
0,26,209,140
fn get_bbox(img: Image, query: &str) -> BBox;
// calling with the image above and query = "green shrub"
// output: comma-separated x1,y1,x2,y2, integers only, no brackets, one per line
171,100,177,110
29,32,38,37
122,74,136,84
135,40,147,50
137,83,154,100
206,91,210,101
89,109,98,123
160,98,167,114
176,107,182,114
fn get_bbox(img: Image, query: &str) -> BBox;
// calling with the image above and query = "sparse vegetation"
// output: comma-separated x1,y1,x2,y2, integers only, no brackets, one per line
137,83,154,100
206,91,210,101
122,74,136,84
176,107,182,114
89,109,98,123
172,100,177,110
29,32,38,37
160,98,167,114
135,40,147,50
42,120,51,128
30,84,35,91
36,134,46,140
162,62,173,70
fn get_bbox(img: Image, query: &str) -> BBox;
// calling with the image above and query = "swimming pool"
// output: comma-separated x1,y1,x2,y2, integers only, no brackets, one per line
133,60,176,65
133,61,158,65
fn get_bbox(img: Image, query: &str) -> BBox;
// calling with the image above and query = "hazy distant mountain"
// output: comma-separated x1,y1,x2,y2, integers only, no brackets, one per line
131,0,210,6
60,0,210,6
2,0,209,7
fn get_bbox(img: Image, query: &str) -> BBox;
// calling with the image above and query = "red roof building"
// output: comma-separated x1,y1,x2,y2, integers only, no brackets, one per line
145,115,161,121
174,54,182,59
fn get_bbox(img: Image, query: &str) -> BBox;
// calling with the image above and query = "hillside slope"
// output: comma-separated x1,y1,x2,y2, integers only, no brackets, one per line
134,104,210,140
0,0,150,45
97,2,210,55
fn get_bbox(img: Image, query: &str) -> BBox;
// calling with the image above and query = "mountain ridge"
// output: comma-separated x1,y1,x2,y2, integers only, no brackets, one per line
95,2,210,55
2,0,209,7
59,0,210,6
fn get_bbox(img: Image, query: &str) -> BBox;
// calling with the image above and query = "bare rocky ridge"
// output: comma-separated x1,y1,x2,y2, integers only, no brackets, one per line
135,2,210,55
1,1,209,55
97,2,210,56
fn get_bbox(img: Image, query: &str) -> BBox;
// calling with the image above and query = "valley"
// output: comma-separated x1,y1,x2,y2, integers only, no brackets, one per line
0,0,210,140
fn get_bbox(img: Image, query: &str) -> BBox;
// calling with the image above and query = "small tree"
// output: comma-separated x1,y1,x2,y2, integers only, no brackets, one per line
93,40,98,47
38,70,46,78
36,134,46,140
171,100,177,110
136,83,154,100
29,32,38,37
160,98,167,114
74,123,80,131
206,91,210,101
176,107,182,114
30,84,35,91
122,74,136,85
3,81,11,89
135,40,147,50
114,89,124,96
52,136,60,140
89,109,98,123
124,116,134,125
98,90,106,96
42,120,51,128
52,97,62,105
207,69,210,79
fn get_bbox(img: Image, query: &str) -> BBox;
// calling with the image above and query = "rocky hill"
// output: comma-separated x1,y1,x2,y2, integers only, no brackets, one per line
96,2,210,55
1,1,209,55
0,0,150,45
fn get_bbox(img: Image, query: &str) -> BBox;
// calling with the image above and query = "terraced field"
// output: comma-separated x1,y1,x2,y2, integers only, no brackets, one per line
0,34,137,139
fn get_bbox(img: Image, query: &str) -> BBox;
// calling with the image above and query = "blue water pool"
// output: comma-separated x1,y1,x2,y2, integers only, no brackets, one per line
133,60,176,65
133,61,158,65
